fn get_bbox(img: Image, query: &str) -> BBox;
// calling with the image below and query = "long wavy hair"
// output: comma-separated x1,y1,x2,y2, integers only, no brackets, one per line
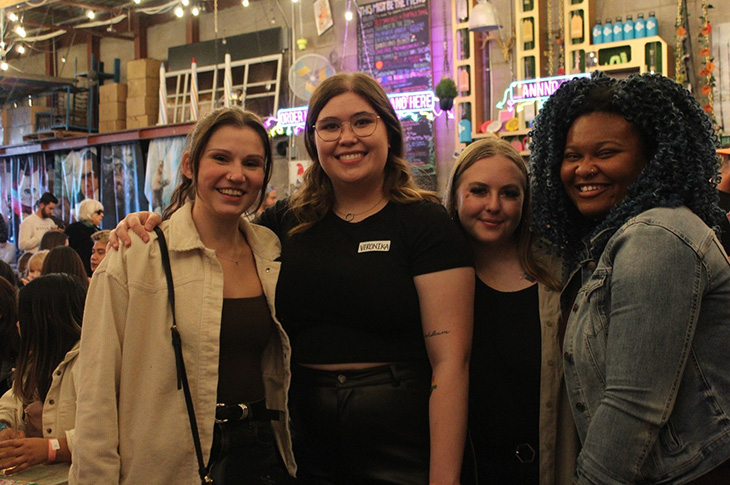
288,72,437,234
0,276,18,368
164,107,273,220
14,274,86,404
444,138,560,290
529,72,722,266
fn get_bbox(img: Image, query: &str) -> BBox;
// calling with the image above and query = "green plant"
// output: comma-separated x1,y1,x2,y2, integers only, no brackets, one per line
435,77,457,99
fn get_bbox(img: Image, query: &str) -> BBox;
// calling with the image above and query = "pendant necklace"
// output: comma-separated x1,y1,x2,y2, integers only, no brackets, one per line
335,196,386,222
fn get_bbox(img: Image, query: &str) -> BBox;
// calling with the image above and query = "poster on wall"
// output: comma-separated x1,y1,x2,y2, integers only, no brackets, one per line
145,137,186,214
53,148,99,226
288,160,312,196
356,0,435,188
100,143,148,228
314,0,334,36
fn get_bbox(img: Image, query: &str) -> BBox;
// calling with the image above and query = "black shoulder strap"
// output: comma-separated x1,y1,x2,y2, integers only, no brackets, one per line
154,227,211,484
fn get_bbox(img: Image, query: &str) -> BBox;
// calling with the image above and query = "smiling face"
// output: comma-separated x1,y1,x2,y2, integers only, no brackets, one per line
313,92,390,194
560,112,647,219
456,155,526,248
183,125,266,223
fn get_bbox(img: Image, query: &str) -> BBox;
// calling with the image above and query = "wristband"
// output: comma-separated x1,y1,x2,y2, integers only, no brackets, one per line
47,438,60,463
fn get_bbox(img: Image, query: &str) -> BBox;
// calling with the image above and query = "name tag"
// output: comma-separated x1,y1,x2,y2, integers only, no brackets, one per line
358,240,391,253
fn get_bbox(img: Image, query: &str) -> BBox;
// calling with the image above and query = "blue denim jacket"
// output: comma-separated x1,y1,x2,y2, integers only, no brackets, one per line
562,206,730,484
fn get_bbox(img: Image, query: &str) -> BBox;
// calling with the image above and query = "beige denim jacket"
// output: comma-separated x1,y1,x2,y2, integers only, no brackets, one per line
70,202,295,484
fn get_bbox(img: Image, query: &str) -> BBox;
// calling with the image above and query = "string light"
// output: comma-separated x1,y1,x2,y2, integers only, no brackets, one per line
174,6,184,17
192,5,200,15
0,61,8,71
345,10,353,21
17,45,25,54
182,0,190,6
86,10,95,19
133,0,142,3
8,12,18,22
15,25,26,37
242,0,249,7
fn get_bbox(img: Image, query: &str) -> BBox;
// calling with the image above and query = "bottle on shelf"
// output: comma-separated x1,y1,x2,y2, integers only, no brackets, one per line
592,19,603,44
634,13,646,38
646,11,658,36
613,17,624,42
623,15,635,40
602,18,614,43
571,11,585,44
456,0,468,23
647,46,656,73
523,0,533,13
523,17,535,50
458,66,471,97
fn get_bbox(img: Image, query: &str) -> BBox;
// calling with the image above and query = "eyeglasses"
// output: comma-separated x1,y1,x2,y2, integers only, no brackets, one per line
94,210,104,215
314,113,381,142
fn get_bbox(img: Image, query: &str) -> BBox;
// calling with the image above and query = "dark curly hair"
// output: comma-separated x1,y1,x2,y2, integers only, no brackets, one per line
529,72,722,265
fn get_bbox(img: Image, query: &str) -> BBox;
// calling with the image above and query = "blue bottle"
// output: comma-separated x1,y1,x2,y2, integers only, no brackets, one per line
634,13,646,38
623,14,635,40
646,11,658,37
603,18,614,43
592,19,603,44
459,119,472,144
613,17,624,42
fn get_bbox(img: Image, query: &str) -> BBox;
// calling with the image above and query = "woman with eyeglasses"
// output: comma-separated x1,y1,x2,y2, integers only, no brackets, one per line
65,199,104,276
111,72,474,484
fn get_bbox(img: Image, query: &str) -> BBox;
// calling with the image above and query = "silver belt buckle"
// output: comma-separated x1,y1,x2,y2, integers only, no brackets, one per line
215,403,228,424
237,403,249,421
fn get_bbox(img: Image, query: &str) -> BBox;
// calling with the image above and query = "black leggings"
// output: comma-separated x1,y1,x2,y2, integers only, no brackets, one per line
289,362,432,485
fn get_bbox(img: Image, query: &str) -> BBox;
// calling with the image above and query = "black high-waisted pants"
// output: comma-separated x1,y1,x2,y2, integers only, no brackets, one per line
289,362,432,485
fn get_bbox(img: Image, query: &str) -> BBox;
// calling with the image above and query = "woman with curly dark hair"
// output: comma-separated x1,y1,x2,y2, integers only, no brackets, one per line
529,72,730,483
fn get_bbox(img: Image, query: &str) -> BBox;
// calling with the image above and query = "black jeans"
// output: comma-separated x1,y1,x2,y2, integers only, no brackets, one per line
208,419,297,484
290,362,432,485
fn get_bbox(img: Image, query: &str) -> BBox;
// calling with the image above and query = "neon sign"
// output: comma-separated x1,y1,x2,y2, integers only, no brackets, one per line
269,90,437,137
496,74,590,113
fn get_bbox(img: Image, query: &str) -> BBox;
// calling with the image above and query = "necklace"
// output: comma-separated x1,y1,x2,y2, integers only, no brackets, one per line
335,196,386,222
217,254,240,265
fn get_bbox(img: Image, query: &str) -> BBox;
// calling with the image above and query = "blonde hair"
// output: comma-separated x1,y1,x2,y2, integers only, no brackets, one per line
444,138,560,290
28,250,49,272
77,199,103,223
288,72,437,235
91,229,111,245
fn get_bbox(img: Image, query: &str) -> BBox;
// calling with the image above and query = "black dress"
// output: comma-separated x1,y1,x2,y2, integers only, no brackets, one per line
462,278,541,485
65,221,98,276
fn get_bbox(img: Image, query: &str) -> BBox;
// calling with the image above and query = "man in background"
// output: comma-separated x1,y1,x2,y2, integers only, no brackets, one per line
18,192,60,253
90,229,110,274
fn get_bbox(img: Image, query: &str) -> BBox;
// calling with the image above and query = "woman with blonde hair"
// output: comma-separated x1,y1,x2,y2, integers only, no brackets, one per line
65,199,104,276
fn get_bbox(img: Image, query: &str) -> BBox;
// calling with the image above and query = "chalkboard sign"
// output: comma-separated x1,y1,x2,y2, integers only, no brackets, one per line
357,0,435,182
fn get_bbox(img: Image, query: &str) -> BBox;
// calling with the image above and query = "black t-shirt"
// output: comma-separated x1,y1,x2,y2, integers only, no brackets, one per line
259,199,472,364
464,278,540,484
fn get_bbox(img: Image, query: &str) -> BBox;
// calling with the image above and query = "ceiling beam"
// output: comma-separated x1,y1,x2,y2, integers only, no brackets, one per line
55,1,117,13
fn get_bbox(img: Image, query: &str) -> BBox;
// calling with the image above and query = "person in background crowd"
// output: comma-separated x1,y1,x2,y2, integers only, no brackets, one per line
89,230,110,274
0,276,18,396
18,193,60,254
20,250,48,287
39,230,69,251
0,216,14,265
72,108,296,484
65,199,104,276
41,246,89,288
15,253,32,285
112,72,474,484
0,274,86,474
529,72,730,484
256,185,278,215
444,138,577,485
0,261,17,289
716,147,730,253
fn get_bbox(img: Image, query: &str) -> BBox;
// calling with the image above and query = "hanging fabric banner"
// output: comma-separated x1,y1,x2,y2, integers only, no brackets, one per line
53,147,99,226
99,143,147,228
159,62,169,125
224,53,234,108
190,57,200,121
144,137,186,215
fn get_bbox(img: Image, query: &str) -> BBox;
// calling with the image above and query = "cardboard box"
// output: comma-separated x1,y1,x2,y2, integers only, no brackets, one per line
126,95,158,117
128,77,159,98
126,114,157,129
98,120,127,133
127,58,162,79
99,83,127,103
99,101,126,121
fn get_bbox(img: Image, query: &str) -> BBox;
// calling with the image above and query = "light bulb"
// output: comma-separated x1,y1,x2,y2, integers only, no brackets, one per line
86,10,95,19
17,45,25,54
1,61,8,71
345,11,353,21
174,6,184,17
192,5,200,15
242,0,249,6
133,0,141,3
182,0,190,6
8,12,18,22
15,25,26,38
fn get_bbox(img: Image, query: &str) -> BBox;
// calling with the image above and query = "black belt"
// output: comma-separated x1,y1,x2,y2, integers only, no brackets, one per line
215,400,281,424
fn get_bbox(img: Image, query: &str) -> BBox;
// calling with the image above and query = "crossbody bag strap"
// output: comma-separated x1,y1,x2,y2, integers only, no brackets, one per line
154,227,212,484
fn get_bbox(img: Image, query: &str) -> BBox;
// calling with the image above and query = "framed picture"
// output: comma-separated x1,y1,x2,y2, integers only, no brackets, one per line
314,0,334,36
